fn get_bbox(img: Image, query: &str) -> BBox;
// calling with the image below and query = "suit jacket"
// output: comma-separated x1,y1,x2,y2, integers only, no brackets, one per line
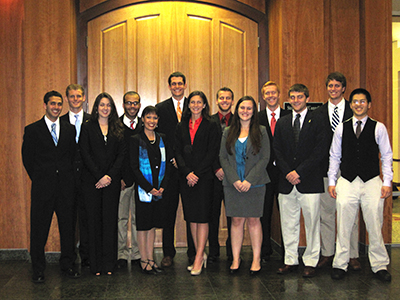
313,100,353,176
155,97,189,155
175,117,220,180
120,115,142,187
130,131,171,193
60,111,91,177
219,126,271,187
210,112,233,171
273,110,329,194
22,117,76,201
258,108,291,174
79,119,126,184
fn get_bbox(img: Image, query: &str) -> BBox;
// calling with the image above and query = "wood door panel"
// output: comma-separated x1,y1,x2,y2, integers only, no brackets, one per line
87,2,258,248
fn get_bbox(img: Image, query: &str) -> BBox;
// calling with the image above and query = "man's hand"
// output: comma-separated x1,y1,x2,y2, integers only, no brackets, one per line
381,186,391,199
215,168,224,181
328,186,336,199
286,170,300,185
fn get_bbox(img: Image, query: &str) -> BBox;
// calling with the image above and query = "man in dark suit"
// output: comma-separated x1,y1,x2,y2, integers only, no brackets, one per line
155,72,192,267
273,84,329,278
60,84,91,268
210,87,234,262
313,72,360,270
22,91,80,283
117,91,142,268
258,81,290,264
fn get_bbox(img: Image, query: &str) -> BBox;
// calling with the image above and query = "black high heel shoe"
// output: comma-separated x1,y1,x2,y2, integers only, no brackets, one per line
140,260,157,275
148,259,163,273
229,258,242,274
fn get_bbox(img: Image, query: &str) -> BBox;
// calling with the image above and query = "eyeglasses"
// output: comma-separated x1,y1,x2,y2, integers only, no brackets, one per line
352,99,367,105
124,101,140,106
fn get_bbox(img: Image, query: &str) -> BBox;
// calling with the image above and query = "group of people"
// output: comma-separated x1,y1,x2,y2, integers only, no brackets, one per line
22,71,393,283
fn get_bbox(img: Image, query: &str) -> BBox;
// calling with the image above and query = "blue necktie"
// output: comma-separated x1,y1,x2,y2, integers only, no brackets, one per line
51,123,58,146
74,114,81,143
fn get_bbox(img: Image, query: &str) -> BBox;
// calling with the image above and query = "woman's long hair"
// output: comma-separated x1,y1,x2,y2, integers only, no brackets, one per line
90,92,124,140
182,90,210,121
225,95,262,155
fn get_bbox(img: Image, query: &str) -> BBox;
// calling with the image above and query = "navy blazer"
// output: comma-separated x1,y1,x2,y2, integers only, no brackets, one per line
79,119,126,184
219,126,271,187
313,100,353,176
175,117,220,180
273,110,329,194
22,117,76,201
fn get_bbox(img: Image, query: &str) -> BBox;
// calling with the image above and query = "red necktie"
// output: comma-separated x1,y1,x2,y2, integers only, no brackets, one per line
130,120,135,129
271,112,276,136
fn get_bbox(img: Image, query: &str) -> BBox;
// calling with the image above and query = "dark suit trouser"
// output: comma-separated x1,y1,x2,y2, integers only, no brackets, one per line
83,181,120,274
162,168,195,258
209,178,222,257
30,187,76,274
73,178,89,262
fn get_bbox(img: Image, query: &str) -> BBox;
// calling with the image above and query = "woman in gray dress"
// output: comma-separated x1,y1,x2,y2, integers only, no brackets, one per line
219,96,270,275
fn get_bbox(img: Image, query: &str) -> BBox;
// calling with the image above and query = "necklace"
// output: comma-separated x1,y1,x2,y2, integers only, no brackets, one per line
149,139,156,144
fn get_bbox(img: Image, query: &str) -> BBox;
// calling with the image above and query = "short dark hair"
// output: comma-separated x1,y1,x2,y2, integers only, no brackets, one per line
216,87,234,100
123,91,140,103
66,84,85,97
349,88,371,103
44,91,63,104
325,72,347,89
142,105,158,117
288,83,309,98
168,72,186,85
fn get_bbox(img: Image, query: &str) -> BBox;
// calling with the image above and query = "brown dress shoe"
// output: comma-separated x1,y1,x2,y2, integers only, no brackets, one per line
303,266,316,278
161,256,173,268
348,258,361,271
277,264,298,274
317,255,333,268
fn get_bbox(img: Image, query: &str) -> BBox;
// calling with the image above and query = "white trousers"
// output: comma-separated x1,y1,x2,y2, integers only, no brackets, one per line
320,177,359,258
117,184,140,260
279,187,320,267
333,176,389,272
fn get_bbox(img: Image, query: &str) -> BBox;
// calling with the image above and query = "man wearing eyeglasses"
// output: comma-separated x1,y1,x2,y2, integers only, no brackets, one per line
117,91,142,268
328,88,392,282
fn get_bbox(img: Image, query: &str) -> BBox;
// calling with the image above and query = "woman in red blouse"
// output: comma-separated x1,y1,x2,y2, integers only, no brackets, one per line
175,91,220,275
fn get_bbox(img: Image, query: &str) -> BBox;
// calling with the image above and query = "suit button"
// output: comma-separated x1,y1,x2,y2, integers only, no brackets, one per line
56,170,59,174
294,157,297,161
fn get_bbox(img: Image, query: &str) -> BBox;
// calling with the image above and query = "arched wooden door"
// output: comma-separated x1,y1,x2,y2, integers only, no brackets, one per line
87,1,259,247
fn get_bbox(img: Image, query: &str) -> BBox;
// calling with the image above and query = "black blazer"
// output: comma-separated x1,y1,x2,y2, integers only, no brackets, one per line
273,110,329,194
22,117,76,201
175,117,220,180
120,115,142,187
258,108,291,173
313,100,353,176
60,112,91,177
156,97,189,154
210,112,233,171
130,131,171,193
79,119,125,184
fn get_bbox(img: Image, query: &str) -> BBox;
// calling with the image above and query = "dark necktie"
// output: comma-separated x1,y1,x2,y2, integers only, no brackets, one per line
355,120,362,138
331,106,339,132
271,112,276,136
293,113,301,146
221,116,226,130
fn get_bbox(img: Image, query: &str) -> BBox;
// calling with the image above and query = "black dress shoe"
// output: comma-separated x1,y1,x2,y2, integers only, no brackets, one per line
374,270,391,282
261,256,270,264
331,268,346,280
31,272,45,283
62,268,81,279
207,255,219,264
117,259,128,269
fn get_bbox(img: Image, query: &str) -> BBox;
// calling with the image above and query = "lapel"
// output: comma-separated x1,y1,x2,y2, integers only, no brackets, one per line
192,117,207,146
167,98,179,123
39,117,56,148
297,110,313,148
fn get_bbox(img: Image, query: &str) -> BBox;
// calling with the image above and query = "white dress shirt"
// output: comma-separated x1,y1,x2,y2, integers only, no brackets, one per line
44,116,60,140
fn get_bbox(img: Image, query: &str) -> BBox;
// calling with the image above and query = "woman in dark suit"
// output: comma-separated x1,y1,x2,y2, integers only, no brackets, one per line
175,91,220,275
219,96,270,275
130,106,171,275
80,92,125,276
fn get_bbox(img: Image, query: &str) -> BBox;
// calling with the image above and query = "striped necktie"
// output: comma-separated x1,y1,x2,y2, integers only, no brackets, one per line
51,123,58,146
177,101,182,122
331,106,339,132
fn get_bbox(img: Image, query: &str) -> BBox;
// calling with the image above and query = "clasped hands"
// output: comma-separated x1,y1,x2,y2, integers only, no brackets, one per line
186,172,199,187
233,180,251,193
286,170,301,185
96,175,112,189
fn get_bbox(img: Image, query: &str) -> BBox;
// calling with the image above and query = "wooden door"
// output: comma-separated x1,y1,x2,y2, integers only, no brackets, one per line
87,1,258,247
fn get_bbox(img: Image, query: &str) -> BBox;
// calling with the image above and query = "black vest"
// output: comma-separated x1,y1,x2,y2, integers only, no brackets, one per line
341,117,380,182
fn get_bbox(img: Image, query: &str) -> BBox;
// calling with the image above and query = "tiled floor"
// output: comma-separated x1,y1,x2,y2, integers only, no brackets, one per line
0,246,399,299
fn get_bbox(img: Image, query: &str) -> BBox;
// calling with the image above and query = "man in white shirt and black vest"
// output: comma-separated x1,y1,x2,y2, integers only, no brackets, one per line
328,88,392,282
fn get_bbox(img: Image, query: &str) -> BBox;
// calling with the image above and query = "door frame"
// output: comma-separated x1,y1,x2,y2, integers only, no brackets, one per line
76,0,268,107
